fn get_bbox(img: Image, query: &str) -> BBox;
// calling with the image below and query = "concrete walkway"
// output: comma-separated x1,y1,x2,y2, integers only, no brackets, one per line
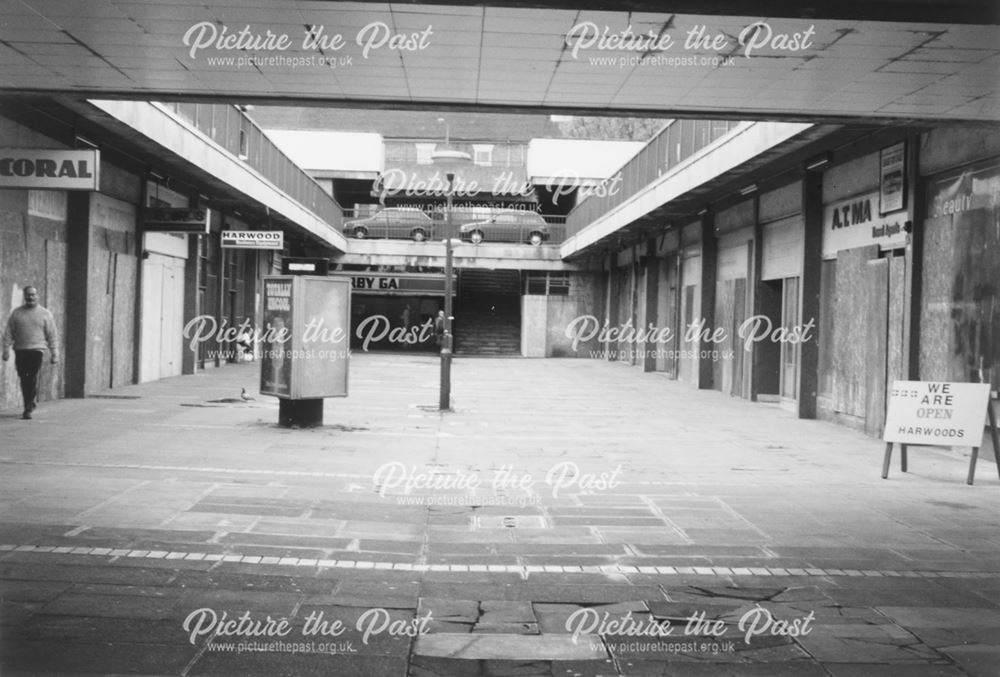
1,353,999,676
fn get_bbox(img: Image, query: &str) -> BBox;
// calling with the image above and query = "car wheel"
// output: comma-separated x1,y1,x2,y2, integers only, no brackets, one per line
470,230,484,244
412,228,427,242
353,226,368,239
528,231,544,246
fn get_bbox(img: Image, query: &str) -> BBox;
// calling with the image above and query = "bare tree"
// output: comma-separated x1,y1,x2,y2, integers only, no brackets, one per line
556,116,668,141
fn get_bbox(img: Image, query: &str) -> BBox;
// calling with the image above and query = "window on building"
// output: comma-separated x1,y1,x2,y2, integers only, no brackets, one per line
385,143,415,163
525,272,570,296
415,143,435,164
238,127,248,160
473,144,494,166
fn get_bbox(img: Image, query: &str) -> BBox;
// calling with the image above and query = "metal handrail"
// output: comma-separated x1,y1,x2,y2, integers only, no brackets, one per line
564,120,743,236
161,103,344,231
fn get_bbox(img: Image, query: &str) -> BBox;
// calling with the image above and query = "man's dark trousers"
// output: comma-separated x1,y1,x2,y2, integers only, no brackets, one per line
14,349,43,411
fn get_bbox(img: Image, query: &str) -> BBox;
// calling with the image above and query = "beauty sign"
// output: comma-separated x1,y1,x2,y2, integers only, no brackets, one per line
884,381,991,446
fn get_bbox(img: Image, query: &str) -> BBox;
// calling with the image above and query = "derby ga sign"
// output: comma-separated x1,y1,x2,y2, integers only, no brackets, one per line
0,149,100,190
221,230,284,249
347,273,456,296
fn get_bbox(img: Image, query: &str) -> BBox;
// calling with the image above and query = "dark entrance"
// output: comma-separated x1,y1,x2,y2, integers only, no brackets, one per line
454,269,522,355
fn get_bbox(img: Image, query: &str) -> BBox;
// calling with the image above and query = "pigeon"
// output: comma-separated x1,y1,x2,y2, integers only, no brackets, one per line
240,388,255,402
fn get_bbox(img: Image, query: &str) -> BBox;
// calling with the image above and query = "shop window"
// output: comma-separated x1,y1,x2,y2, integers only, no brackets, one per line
383,143,408,163
238,126,249,160
525,272,570,296
415,143,435,164
507,145,525,166
473,144,494,166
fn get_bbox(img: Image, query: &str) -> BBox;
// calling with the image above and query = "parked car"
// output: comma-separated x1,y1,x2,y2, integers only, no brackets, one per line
343,208,435,242
460,209,550,246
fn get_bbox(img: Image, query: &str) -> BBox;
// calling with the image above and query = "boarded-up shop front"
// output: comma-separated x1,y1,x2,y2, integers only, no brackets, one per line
818,152,909,436
653,231,681,375
677,220,703,386
920,158,1000,391
713,200,753,398
757,182,804,409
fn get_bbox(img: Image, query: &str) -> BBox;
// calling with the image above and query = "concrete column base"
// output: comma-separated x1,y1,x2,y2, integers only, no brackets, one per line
278,398,324,427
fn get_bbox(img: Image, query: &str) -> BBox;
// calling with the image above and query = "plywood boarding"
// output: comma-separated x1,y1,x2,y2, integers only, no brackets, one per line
717,233,750,281
655,256,678,374
864,258,889,438
887,255,906,396
817,259,837,399
760,181,802,223
762,215,803,281
714,279,735,394
920,197,999,387
733,277,748,398
834,247,878,419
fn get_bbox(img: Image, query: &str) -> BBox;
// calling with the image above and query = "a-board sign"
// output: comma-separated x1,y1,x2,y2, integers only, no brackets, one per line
884,381,991,446
221,230,283,249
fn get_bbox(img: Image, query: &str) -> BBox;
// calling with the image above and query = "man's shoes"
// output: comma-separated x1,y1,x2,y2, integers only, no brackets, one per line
22,410,31,420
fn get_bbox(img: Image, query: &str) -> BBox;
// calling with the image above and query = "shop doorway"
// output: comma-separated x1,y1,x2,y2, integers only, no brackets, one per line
755,276,800,409
140,251,185,382
454,269,522,356
779,276,800,404
350,295,442,352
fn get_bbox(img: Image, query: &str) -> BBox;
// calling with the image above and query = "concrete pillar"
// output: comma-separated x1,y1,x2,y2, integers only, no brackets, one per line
64,192,91,398
750,196,764,401
799,170,824,419
698,214,717,390
606,259,619,361
131,179,147,384
182,233,201,375
902,136,923,380
642,238,659,373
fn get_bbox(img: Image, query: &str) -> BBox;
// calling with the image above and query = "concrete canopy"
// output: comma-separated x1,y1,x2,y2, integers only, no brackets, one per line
0,1,997,123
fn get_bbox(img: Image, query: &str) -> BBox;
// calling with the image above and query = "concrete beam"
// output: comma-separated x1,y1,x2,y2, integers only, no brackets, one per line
89,100,347,253
560,122,812,260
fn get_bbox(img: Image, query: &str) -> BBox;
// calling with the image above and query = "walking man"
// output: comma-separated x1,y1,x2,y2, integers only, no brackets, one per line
2,286,59,420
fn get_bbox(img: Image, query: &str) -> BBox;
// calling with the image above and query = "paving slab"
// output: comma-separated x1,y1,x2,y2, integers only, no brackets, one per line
2,354,999,674
413,633,606,660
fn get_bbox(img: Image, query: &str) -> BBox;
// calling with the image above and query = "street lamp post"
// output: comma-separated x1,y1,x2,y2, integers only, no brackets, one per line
440,172,455,410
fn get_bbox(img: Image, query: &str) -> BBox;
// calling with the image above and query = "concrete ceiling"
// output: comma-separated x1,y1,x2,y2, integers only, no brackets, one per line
0,1,997,123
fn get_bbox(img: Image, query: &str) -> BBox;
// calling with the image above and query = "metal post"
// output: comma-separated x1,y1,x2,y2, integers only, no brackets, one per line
440,172,454,410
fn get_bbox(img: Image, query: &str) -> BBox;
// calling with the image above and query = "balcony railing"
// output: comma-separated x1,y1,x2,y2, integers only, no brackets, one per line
565,120,744,237
159,103,344,232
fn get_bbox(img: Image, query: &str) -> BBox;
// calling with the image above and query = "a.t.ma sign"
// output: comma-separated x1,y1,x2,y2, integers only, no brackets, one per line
822,190,907,259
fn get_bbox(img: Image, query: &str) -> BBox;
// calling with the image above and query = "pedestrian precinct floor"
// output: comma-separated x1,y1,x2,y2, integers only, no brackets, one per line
1,353,999,676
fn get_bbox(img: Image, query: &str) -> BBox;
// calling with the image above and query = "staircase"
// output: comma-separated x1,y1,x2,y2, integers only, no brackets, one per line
454,269,522,356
